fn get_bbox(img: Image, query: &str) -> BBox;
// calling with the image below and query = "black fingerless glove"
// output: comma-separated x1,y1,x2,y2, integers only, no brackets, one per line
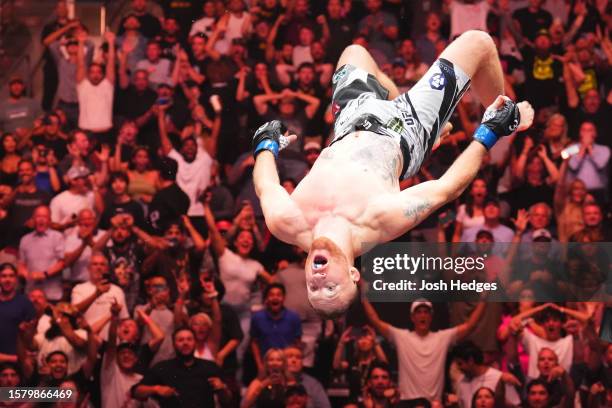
252,120,287,158
473,99,521,150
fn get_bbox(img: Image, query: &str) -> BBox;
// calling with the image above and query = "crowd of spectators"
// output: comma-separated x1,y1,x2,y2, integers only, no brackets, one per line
0,0,611,407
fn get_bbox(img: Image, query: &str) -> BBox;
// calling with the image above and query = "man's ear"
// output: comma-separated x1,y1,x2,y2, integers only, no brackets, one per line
349,266,360,283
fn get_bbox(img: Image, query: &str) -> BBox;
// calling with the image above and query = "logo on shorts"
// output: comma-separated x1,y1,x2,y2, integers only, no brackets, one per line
429,73,446,90
386,117,404,133
332,66,348,84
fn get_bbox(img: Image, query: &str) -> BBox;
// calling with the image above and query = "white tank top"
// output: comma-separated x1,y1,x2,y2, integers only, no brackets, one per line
195,342,215,361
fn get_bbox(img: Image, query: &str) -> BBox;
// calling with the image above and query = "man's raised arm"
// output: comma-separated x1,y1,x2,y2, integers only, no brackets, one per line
252,121,310,248
374,96,534,241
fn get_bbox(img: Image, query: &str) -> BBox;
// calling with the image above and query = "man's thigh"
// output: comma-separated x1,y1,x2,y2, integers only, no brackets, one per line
400,58,471,148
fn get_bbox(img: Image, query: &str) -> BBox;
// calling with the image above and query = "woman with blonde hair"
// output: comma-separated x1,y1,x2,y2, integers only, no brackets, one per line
542,113,569,164
242,348,295,408
554,159,594,242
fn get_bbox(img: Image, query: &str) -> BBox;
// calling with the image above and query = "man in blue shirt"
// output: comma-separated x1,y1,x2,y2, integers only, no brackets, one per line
250,283,302,373
0,263,36,362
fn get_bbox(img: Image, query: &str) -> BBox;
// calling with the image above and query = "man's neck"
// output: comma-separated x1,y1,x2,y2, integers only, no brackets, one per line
312,217,355,260
473,364,488,378
0,290,16,302
484,219,499,228
267,307,284,319
17,183,36,193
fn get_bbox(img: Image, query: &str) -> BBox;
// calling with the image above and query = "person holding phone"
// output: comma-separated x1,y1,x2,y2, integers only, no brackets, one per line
70,252,128,341
332,325,388,401
242,348,294,408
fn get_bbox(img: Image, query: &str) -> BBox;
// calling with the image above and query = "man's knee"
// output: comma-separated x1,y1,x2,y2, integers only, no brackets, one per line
337,44,378,73
456,30,496,55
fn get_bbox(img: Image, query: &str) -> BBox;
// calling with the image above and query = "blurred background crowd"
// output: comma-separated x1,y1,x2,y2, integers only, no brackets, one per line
0,0,610,407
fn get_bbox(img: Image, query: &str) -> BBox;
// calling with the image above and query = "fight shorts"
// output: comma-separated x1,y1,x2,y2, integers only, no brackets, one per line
330,58,471,180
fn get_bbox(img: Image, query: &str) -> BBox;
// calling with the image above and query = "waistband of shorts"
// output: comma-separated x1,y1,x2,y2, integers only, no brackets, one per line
351,115,411,178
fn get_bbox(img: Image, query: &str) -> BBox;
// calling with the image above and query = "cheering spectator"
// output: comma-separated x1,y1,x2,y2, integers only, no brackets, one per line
566,121,610,203
360,361,400,408
132,327,231,407
333,325,388,401
49,165,102,229
250,283,302,374
363,298,485,402
0,263,35,363
135,40,173,87
242,348,292,408
76,30,116,144
358,0,398,62
99,171,146,230
118,0,162,39
71,252,129,339
3,159,52,245
512,0,553,43
529,347,574,406
285,345,331,408
452,178,488,243
46,22,93,128
452,341,521,407
100,301,142,408
18,205,65,302
63,208,106,284
0,76,41,136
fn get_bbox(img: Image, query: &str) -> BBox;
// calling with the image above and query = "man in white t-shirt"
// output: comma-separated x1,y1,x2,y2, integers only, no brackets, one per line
71,252,128,340
363,297,485,403
157,99,221,217
514,307,574,379
76,29,116,136
101,301,143,408
49,166,99,227
453,341,521,407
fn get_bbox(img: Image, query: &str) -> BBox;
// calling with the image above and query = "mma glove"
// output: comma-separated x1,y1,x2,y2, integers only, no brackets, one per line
252,120,292,158
473,98,521,150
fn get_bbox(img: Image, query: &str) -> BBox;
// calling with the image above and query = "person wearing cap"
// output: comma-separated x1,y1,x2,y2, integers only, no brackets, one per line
0,76,41,135
390,57,412,94
117,0,162,40
100,300,143,408
519,28,563,110
146,157,190,234
49,165,102,229
17,205,65,302
362,296,485,402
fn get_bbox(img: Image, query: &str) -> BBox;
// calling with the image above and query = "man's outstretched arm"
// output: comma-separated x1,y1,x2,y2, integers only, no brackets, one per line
252,122,310,248
373,97,534,241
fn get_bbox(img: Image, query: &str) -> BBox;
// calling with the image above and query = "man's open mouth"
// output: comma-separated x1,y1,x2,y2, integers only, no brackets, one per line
312,255,328,271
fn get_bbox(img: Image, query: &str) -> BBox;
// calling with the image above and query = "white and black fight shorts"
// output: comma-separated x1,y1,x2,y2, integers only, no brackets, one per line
330,59,471,180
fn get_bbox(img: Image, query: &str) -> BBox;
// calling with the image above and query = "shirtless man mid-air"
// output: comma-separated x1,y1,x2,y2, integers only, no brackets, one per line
252,30,534,318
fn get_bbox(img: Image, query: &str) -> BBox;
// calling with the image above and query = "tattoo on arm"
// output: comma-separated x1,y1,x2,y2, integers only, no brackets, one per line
403,199,432,221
